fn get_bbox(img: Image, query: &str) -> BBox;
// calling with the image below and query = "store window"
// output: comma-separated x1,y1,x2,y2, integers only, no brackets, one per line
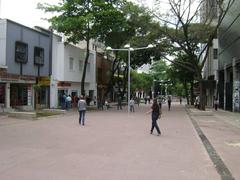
10,84,28,106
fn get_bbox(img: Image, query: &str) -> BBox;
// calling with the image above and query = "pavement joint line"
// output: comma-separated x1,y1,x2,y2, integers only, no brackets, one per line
185,108,235,180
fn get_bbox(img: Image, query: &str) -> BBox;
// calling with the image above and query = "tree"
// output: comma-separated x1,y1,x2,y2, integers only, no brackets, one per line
151,0,236,110
168,53,195,105
104,1,157,99
131,70,153,96
38,0,125,95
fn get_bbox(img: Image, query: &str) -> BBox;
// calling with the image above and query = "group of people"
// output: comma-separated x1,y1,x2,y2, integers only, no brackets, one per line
194,95,219,111
76,94,164,136
60,94,73,110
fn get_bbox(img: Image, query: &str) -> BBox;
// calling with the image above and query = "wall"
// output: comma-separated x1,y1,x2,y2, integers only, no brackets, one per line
5,20,50,76
219,0,240,69
0,20,7,67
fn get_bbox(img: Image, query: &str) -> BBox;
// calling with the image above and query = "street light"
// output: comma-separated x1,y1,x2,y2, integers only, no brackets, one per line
106,44,154,113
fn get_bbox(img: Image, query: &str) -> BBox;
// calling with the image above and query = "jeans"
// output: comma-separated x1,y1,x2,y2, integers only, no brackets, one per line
151,113,161,134
130,105,135,112
79,110,86,125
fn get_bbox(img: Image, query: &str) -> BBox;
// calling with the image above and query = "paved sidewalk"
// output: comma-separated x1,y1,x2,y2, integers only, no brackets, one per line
0,104,220,180
189,107,240,180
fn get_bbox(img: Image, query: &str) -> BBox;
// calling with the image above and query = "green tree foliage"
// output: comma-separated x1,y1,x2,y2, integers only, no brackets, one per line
104,2,158,98
131,70,153,94
151,0,236,110
38,0,126,95
150,59,169,81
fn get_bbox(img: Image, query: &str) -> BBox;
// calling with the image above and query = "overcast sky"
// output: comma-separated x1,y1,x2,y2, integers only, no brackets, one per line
0,0,155,29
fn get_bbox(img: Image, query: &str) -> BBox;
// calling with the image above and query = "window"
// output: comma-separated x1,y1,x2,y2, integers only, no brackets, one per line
79,60,83,71
213,49,218,59
87,63,90,72
34,47,44,65
69,57,74,70
15,41,28,63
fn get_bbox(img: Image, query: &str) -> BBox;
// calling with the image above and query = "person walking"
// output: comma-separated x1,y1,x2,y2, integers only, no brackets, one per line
167,95,172,111
214,98,219,111
146,98,161,136
117,95,122,110
66,95,72,110
61,93,66,109
77,95,87,125
130,98,135,112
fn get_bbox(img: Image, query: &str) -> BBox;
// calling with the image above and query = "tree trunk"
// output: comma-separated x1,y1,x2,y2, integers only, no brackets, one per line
190,80,194,105
81,38,90,96
104,55,119,101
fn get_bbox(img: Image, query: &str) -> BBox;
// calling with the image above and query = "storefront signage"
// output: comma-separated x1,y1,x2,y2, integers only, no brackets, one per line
57,81,71,87
38,77,50,86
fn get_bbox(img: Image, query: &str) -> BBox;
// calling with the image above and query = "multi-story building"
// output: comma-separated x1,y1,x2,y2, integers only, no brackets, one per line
200,0,219,108
49,34,97,108
218,0,240,112
0,19,51,111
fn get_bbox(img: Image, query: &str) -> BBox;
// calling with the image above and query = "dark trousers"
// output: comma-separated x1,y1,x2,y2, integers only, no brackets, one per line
151,120,161,134
79,110,86,125
168,100,171,111
214,104,218,111
130,105,134,112
117,102,122,110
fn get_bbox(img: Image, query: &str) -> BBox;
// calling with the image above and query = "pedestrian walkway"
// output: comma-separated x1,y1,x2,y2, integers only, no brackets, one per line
189,107,240,180
0,103,222,180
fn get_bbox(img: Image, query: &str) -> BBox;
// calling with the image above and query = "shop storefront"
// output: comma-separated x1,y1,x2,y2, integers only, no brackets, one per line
37,77,50,108
0,83,5,104
10,84,33,107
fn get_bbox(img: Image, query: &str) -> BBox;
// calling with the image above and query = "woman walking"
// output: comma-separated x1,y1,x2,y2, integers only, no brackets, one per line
147,98,161,136
78,95,87,125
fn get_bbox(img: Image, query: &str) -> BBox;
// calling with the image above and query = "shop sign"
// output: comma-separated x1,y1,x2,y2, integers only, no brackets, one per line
57,81,71,87
38,77,50,86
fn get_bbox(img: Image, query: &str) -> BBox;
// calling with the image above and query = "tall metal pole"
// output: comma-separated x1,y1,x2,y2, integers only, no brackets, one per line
128,49,131,113
0,0,1,18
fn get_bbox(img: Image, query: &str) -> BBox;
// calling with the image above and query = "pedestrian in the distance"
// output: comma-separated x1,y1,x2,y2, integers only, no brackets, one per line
146,98,161,136
117,95,122,110
214,98,219,111
78,95,86,125
130,98,135,112
167,95,172,111
66,95,72,110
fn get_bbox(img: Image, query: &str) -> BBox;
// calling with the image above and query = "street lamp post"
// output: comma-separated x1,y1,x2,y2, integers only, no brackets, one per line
106,44,154,113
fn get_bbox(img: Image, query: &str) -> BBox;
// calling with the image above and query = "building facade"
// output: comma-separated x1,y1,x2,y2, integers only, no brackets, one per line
200,0,219,108
218,0,240,112
50,35,97,108
0,19,51,111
